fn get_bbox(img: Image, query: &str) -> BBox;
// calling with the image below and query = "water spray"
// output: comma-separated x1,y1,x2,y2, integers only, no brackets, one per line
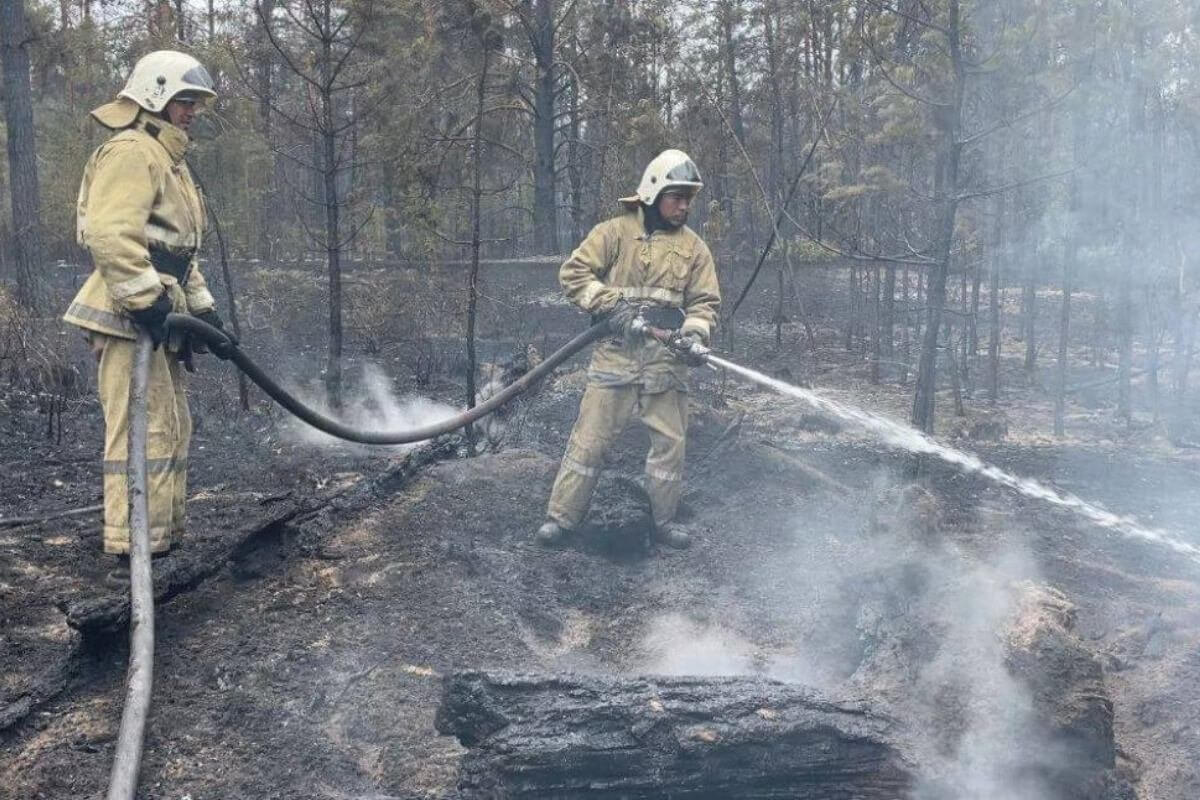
631,316,1200,562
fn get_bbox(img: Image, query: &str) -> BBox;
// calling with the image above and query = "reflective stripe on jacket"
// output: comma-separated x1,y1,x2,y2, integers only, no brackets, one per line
65,110,214,340
560,205,721,392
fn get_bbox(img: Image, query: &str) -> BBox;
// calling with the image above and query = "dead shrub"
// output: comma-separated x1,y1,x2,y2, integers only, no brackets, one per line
0,287,84,442
345,265,467,386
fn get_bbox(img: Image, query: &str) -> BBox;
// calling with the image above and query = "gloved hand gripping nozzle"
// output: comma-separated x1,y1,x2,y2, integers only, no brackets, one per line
629,314,712,367
668,330,711,367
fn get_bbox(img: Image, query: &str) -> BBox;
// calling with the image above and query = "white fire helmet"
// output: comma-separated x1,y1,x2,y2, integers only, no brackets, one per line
635,149,704,205
118,50,217,113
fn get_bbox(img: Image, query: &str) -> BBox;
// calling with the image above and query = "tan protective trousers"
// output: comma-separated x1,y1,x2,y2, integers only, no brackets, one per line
92,333,191,554
547,385,687,529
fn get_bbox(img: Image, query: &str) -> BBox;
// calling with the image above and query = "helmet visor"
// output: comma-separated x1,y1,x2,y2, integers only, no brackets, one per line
664,159,701,184
181,64,216,93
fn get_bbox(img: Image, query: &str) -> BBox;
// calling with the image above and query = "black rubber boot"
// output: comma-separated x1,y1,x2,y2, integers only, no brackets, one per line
104,555,131,588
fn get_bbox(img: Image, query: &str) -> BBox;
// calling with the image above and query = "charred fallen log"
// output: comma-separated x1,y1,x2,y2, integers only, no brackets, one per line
59,439,454,639
436,671,915,799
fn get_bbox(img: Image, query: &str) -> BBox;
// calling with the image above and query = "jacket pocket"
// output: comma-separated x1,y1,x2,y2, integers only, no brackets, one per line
662,243,693,289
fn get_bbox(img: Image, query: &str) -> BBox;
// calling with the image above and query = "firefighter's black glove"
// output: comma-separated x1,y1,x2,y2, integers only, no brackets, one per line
602,299,639,337
128,292,172,350
670,331,709,367
192,309,238,359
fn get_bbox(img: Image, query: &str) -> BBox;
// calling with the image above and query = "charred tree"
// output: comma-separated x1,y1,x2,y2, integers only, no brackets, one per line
253,0,277,262
465,42,492,444
1022,239,1038,374
529,0,557,254
436,671,915,799
1055,70,1088,437
906,0,966,433
1,0,45,312
256,0,377,409
987,162,1007,405
717,0,751,246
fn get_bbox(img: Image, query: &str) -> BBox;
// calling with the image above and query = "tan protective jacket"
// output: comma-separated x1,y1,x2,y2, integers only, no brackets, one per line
65,105,215,340
560,202,721,392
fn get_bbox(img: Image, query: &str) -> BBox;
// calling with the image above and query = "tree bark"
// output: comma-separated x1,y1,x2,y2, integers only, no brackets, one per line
531,0,557,254
718,0,750,246
871,261,883,384
436,670,915,799
988,191,1005,405
1,0,45,312
900,262,910,385
254,0,277,262
465,48,490,446
1022,243,1037,373
319,0,342,409
911,0,964,433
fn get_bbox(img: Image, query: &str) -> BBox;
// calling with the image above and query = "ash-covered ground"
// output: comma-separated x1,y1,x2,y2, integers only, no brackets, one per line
2,258,1199,799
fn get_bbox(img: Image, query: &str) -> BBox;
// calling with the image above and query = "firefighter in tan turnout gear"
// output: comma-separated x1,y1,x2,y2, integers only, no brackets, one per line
64,51,235,584
537,150,721,550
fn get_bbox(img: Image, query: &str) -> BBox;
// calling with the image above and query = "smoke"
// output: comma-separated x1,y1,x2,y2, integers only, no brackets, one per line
905,550,1053,800
634,472,1073,799
280,362,458,451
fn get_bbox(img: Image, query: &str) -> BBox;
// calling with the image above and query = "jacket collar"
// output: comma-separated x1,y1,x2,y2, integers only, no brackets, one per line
133,110,189,164
629,204,685,242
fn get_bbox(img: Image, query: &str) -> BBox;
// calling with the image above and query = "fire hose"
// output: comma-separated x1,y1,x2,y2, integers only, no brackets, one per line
164,313,614,444
107,333,154,800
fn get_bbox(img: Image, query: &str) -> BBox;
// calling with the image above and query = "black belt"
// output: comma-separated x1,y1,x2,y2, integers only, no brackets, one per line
641,306,685,330
591,305,685,331
148,243,195,283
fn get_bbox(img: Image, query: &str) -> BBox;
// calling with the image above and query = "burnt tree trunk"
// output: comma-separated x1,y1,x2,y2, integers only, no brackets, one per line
436,671,914,799
871,261,883,384
719,0,750,246
1055,71,1086,436
883,262,897,363
900,262,911,385
908,10,969,433
988,190,1005,405
1022,243,1038,374
911,5,965,436
531,0,557,254
319,0,343,409
254,0,277,262
1,0,45,311
465,48,490,446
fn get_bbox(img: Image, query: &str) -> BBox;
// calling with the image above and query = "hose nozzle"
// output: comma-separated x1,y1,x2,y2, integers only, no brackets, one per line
630,315,711,366
629,314,653,337
667,330,711,366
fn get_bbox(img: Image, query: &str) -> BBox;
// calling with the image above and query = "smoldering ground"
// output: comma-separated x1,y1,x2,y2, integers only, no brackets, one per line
279,362,459,451
633,470,1097,800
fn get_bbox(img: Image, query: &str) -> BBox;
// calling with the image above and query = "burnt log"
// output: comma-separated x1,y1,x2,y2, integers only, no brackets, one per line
435,671,915,799
59,439,454,639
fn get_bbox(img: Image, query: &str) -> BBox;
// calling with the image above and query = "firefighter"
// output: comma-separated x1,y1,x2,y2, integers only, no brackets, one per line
64,51,234,585
537,149,721,550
